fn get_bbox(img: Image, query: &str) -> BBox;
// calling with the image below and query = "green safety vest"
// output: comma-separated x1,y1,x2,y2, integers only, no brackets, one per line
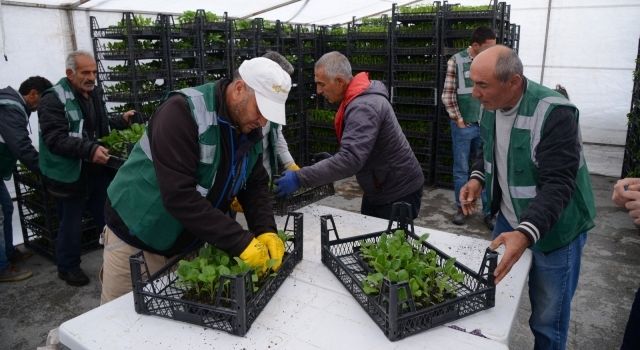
38,78,84,183
0,95,27,180
453,49,481,123
480,79,596,252
107,82,263,251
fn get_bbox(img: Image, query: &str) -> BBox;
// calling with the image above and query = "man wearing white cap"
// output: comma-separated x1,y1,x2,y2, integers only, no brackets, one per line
99,57,292,304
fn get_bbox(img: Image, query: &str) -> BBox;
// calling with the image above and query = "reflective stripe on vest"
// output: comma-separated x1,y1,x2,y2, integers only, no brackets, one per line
454,52,474,95
39,78,84,183
480,78,596,252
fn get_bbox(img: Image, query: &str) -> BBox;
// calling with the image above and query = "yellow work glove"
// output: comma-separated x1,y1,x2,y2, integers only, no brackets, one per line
230,197,244,213
257,232,285,271
286,163,300,171
239,238,269,273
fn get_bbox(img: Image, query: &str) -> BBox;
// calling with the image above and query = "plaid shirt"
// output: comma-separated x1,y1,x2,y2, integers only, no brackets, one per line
441,47,473,121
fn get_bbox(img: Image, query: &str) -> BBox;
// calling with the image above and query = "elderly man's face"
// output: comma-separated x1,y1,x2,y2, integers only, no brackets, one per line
66,55,97,96
228,80,268,134
314,67,346,104
470,58,514,111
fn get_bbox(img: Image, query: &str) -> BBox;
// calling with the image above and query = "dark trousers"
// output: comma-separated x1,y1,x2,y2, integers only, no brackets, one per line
55,172,108,272
0,181,15,257
622,286,640,350
360,187,423,220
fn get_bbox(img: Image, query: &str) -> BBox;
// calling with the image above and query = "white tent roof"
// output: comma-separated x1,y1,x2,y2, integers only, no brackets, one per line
6,0,409,24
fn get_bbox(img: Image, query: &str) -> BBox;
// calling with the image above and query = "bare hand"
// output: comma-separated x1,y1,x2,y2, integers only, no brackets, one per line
455,118,466,129
489,230,529,284
459,179,482,215
623,191,640,225
122,110,137,124
91,145,110,164
612,178,640,207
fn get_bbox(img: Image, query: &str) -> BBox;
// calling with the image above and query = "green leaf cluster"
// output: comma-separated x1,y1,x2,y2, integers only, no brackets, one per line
177,236,288,304
398,4,438,14
360,230,464,307
307,109,335,122
99,123,145,158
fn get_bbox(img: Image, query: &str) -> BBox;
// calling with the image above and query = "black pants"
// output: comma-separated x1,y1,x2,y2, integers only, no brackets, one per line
622,286,640,350
360,188,423,220
55,172,109,272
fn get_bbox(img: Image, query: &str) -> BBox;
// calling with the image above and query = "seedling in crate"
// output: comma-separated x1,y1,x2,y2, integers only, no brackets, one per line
176,230,291,305
359,230,464,308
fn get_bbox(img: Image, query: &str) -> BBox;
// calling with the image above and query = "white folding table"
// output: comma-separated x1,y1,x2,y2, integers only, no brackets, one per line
59,204,531,350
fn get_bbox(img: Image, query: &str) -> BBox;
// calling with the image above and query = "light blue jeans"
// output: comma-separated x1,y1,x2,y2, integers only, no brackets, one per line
450,121,489,216
493,212,587,350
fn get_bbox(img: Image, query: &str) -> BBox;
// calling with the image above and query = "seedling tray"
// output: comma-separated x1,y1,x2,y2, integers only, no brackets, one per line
273,183,335,216
130,212,303,336
320,203,497,341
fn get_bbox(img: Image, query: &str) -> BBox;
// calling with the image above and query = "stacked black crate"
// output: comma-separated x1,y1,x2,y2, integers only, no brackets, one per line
434,2,510,189
230,18,259,72
192,10,230,83
348,16,391,89
304,25,347,163
391,2,441,185
278,23,307,167
622,38,640,178
164,14,200,91
296,25,319,166
91,13,168,120
13,166,99,260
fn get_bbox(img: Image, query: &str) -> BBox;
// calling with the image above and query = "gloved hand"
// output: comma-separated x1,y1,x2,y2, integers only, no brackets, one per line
257,232,285,271
230,197,244,213
239,238,269,273
275,170,300,198
286,162,301,171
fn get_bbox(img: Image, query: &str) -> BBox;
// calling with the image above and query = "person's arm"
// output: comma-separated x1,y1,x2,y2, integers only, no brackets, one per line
151,96,254,257
274,124,295,168
0,106,39,173
237,153,277,235
516,106,580,244
296,101,380,187
441,56,464,127
38,92,96,161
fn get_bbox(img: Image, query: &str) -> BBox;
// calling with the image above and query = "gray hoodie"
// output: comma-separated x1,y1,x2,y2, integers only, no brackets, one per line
297,81,424,204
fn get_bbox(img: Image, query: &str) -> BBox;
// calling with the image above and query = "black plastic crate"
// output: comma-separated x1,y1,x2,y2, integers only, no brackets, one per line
130,212,303,336
13,167,101,261
273,183,335,216
320,203,497,341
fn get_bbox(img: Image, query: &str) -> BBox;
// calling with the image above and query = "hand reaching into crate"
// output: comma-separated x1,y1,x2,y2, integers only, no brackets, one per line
489,230,530,284
257,232,285,271
275,170,300,197
239,238,270,273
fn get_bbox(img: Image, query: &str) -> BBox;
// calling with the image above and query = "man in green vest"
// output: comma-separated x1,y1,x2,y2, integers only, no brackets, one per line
460,45,596,349
38,51,135,286
100,57,292,304
441,26,496,229
0,76,52,282
229,51,300,214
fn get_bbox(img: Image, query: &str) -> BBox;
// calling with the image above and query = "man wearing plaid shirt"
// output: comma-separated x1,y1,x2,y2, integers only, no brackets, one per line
441,27,496,228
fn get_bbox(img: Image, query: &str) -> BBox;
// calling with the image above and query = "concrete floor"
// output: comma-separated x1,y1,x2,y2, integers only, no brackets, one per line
1,174,638,349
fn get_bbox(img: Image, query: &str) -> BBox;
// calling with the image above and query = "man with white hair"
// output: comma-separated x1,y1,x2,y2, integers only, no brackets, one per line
100,57,292,304
275,51,424,219
38,50,135,286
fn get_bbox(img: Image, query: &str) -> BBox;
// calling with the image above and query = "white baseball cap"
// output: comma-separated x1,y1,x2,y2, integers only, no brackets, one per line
238,57,292,125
